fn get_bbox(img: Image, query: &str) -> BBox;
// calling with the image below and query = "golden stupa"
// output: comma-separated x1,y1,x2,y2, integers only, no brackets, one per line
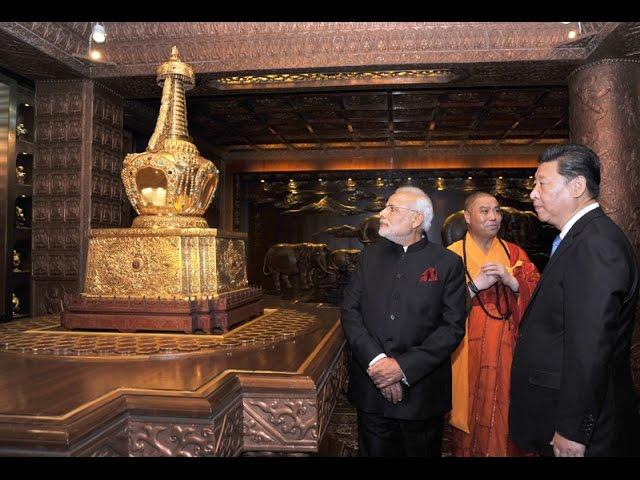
62,47,263,334
122,46,217,229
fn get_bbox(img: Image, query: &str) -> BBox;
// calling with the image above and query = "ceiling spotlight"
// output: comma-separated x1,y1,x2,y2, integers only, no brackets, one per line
23,103,30,107
498,176,503,179
92,22,106,43
72,24,116,67
556,22,591,47
468,176,473,180
561,22,571,25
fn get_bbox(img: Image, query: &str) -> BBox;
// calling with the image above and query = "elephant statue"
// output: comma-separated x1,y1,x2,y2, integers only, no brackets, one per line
313,214,380,245
263,243,332,292
328,248,361,274
357,214,380,244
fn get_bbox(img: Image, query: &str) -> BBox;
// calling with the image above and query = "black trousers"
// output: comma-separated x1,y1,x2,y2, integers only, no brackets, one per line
357,410,444,457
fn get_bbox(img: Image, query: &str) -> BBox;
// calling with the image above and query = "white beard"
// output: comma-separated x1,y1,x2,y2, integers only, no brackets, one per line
379,226,412,245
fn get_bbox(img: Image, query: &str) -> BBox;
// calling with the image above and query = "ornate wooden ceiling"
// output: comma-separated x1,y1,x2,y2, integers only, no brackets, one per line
2,22,638,90
0,22,637,157
173,86,569,153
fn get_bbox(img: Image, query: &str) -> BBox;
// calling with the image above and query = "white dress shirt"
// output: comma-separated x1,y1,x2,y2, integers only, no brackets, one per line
559,202,600,240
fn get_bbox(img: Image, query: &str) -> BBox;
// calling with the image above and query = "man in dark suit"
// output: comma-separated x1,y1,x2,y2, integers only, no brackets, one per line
509,144,640,457
341,186,467,456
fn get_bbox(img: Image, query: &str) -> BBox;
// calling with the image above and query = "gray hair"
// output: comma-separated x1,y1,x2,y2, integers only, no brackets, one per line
395,186,434,233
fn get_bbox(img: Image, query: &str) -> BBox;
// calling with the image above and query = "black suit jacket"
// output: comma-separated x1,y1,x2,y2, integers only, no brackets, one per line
341,237,467,420
510,207,640,456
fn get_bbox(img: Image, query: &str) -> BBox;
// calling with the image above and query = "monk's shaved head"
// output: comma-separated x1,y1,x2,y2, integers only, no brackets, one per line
464,192,497,212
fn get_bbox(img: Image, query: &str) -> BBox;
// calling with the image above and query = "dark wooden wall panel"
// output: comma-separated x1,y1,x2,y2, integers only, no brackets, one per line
32,80,123,316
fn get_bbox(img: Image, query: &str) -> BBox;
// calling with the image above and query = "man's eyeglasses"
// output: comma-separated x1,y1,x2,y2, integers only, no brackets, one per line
382,204,420,215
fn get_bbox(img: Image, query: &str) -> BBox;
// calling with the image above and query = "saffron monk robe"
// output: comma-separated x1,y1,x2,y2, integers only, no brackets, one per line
447,192,540,457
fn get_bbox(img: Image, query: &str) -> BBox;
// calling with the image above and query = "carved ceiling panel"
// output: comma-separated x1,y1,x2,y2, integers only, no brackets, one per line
88,22,603,75
5,21,637,158
131,86,569,154
2,22,632,88
0,30,82,80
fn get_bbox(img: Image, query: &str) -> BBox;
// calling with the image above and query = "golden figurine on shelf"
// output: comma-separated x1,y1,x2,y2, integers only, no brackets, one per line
16,165,27,185
16,123,28,138
62,46,262,334
15,205,27,227
11,293,20,314
12,250,21,271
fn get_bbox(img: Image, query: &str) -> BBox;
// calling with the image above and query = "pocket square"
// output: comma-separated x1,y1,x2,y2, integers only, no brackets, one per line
419,267,438,283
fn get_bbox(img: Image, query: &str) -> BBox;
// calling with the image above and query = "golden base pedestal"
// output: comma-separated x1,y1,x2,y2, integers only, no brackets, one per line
83,227,249,298
61,227,262,333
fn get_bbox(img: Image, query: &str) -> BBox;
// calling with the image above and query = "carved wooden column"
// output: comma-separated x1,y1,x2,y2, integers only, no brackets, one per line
32,80,123,316
568,58,640,391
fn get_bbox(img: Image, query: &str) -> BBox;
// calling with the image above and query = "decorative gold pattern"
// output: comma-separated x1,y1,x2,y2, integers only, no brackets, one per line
84,235,182,297
0,308,317,358
211,69,464,89
129,215,207,229
216,239,248,293
82,228,248,298
121,46,218,228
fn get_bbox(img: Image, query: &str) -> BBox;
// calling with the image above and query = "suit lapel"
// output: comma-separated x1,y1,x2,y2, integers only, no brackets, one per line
520,207,605,323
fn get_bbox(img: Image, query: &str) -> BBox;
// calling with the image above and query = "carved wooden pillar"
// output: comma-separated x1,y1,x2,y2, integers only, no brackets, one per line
32,80,123,316
568,58,640,391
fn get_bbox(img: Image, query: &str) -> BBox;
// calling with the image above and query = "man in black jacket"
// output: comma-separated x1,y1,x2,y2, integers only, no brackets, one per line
509,144,640,457
341,186,467,456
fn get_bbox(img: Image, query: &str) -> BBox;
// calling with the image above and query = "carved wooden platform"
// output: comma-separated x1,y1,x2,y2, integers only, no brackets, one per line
0,300,346,456
61,287,264,334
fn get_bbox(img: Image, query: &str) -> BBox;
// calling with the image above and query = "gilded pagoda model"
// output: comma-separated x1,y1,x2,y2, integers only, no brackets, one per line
62,47,262,333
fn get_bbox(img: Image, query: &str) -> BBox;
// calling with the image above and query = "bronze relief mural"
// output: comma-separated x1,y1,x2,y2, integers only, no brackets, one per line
237,169,553,303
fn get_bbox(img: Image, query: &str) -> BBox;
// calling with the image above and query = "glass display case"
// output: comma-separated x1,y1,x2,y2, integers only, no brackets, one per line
1,76,33,321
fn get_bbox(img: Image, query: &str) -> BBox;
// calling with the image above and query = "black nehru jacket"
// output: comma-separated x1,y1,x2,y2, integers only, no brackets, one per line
341,237,467,420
